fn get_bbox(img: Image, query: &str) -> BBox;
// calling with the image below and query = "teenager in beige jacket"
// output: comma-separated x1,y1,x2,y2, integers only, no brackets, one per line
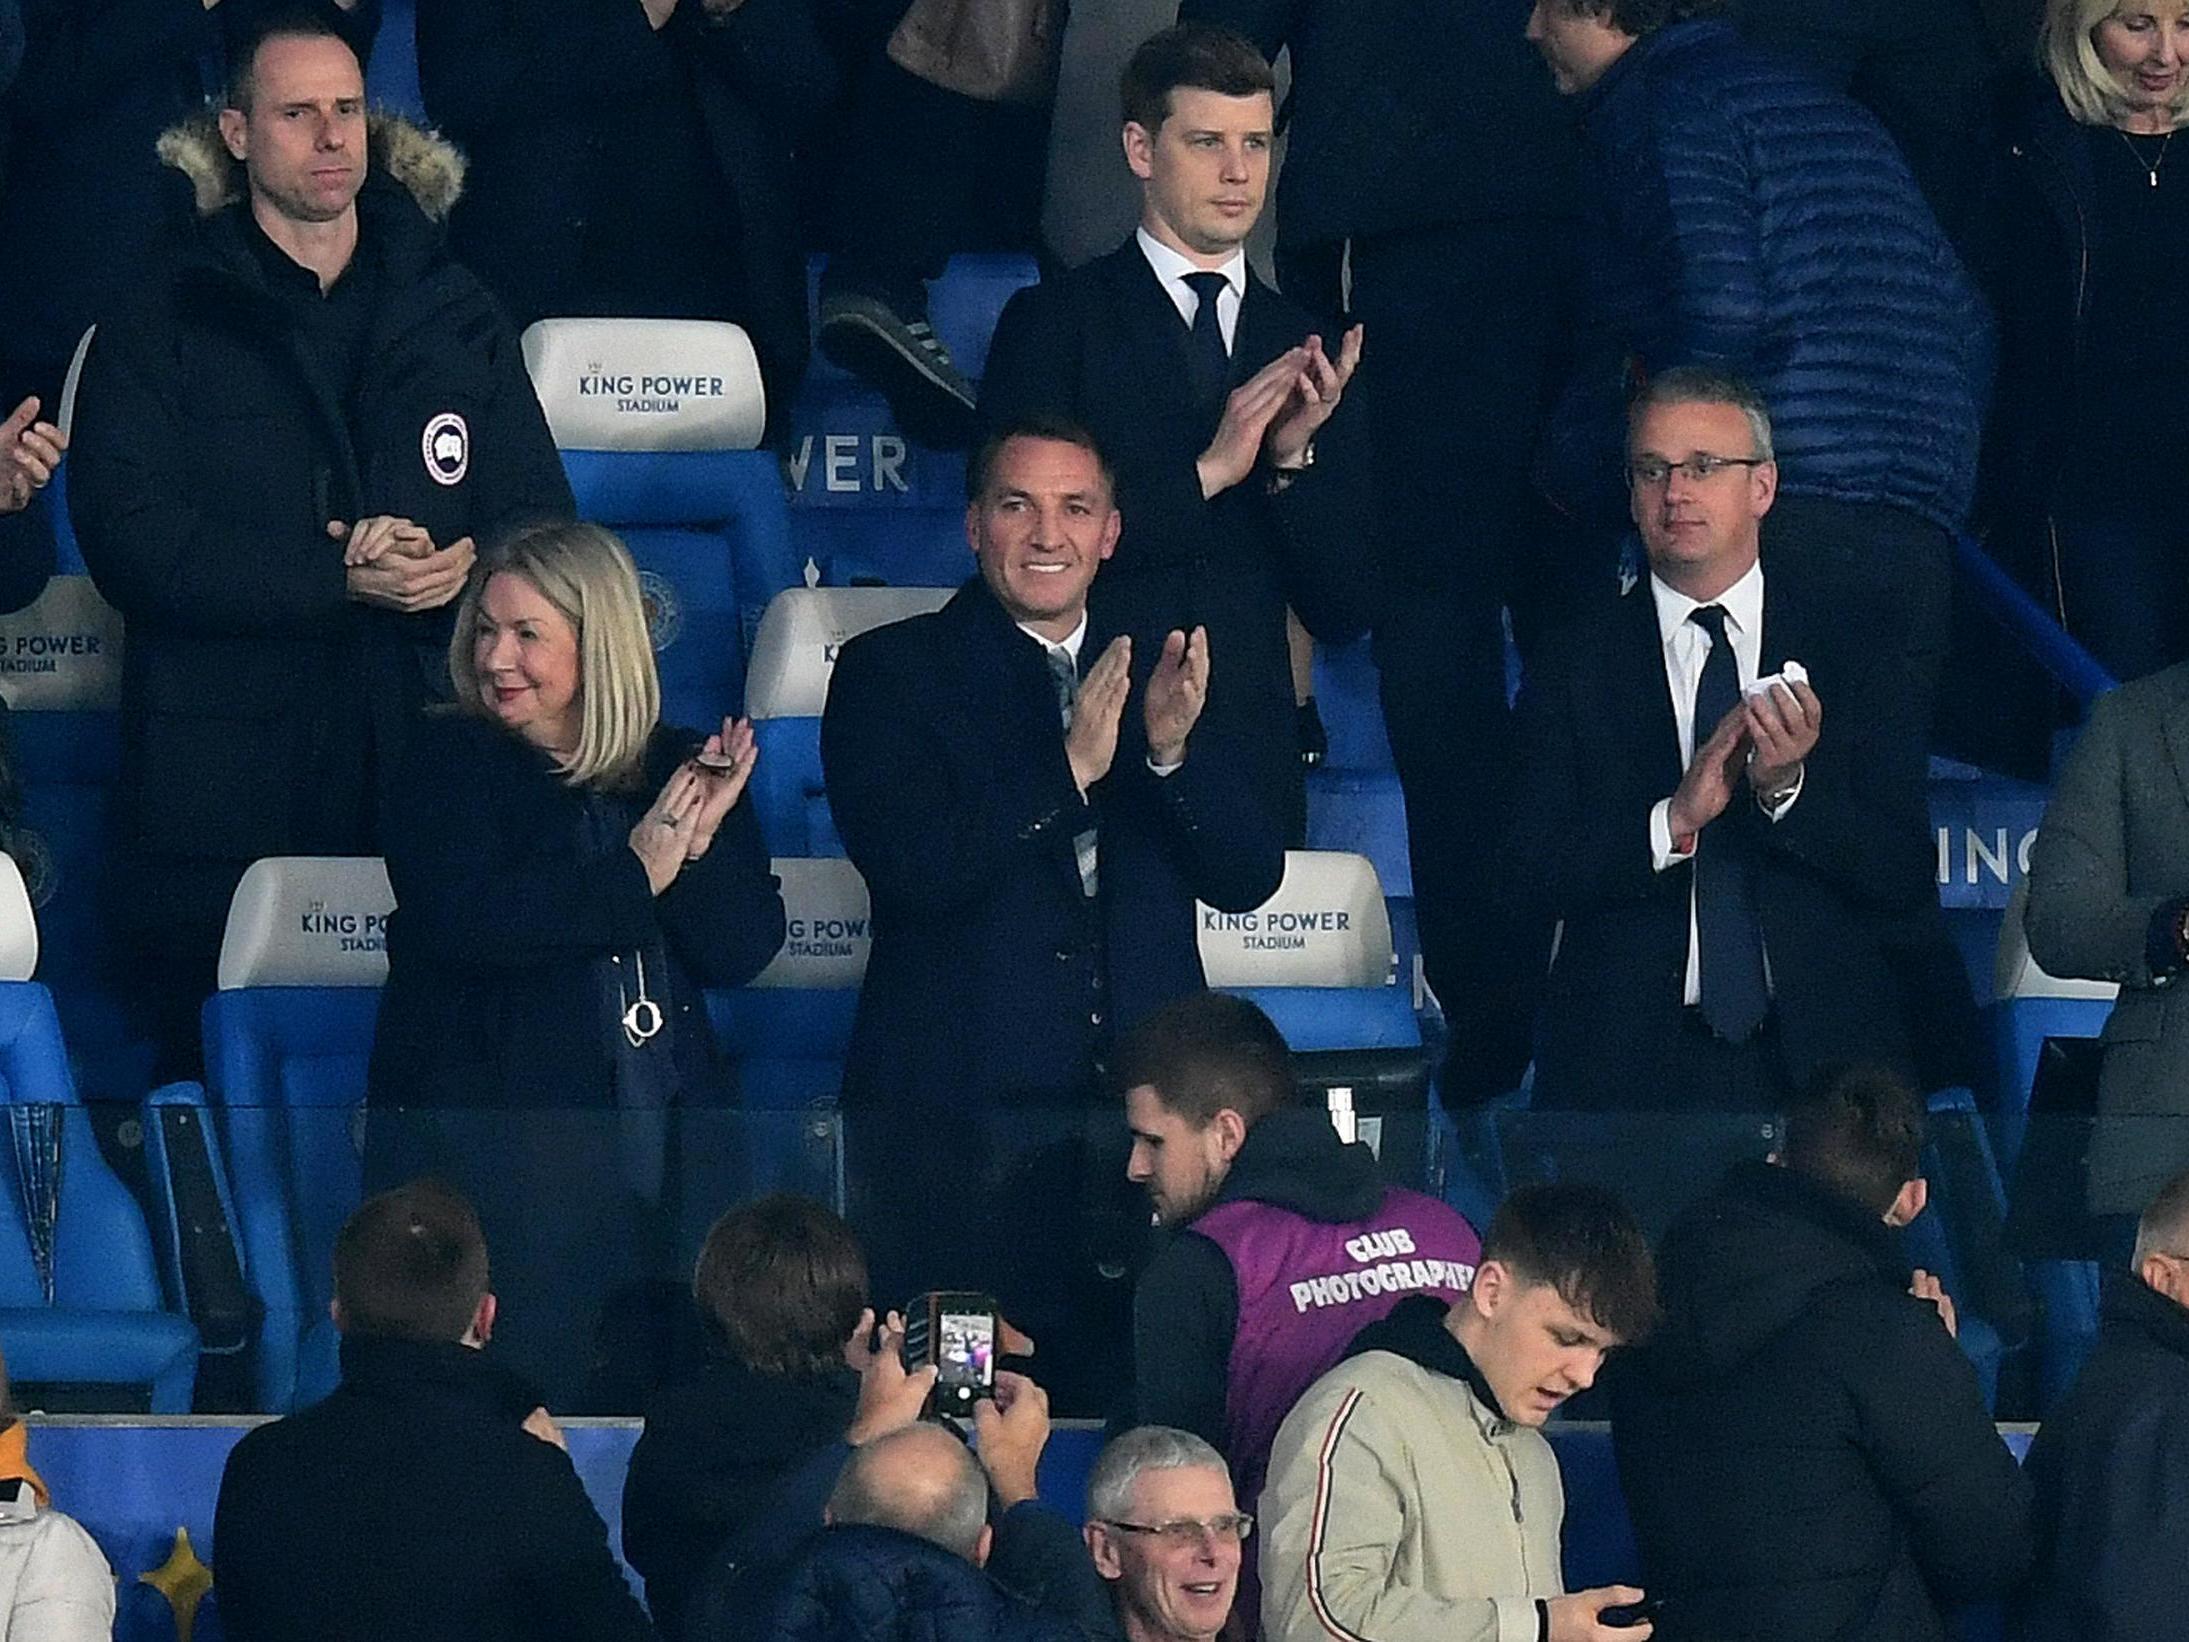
1260,1183,1659,1642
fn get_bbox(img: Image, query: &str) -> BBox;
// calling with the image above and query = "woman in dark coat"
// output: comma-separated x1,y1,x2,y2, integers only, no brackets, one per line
1976,0,2189,686
368,519,786,1406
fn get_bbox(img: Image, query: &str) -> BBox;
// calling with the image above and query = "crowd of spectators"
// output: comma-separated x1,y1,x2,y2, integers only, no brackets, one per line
1,0,2189,1637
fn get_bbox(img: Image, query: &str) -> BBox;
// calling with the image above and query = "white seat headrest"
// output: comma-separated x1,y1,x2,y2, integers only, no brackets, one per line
1995,877,2118,1003
0,856,39,982
1199,851,1396,989
745,586,955,720
521,318,766,452
218,858,394,990
750,858,871,988
0,577,123,710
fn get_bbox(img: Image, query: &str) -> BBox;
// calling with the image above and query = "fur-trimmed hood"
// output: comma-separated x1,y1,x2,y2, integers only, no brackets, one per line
155,109,465,221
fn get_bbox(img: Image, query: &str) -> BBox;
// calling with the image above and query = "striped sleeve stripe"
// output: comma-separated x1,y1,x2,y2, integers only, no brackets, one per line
1303,1386,1375,1642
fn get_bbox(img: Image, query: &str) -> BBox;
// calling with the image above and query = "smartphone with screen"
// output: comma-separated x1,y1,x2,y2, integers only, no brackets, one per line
902,1290,998,1417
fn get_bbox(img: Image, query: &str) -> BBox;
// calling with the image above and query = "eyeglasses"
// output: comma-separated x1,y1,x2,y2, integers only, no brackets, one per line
1100,1514,1254,1546
1626,453,1768,489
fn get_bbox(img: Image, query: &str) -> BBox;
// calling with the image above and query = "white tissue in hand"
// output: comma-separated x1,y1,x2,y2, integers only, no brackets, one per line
1743,659,1809,700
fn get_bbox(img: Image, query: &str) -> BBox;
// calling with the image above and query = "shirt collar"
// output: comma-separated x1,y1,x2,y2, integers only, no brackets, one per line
1018,610,1089,664
1135,226,1247,302
1650,556,1765,650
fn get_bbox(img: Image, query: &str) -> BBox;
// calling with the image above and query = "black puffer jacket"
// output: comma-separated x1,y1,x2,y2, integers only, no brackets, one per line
1610,1162,2033,1642
756,1525,1078,1642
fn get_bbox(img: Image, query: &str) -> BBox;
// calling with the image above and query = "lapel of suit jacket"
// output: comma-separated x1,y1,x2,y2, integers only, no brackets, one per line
1622,578,1686,792
1234,271,1300,388
1104,242,1206,400
949,577,1101,899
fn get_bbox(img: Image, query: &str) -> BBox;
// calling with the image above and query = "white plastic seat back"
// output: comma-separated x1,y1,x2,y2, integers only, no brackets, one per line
217,858,395,990
1198,851,1396,989
0,856,40,981
749,858,872,989
1995,878,2119,1003
0,576,123,710
521,318,766,452
744,586,955,720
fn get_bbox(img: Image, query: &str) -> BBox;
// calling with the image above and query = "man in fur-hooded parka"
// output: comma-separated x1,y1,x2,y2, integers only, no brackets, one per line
67,13,572,1077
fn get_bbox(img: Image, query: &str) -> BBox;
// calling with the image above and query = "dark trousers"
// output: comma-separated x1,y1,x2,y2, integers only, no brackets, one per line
824,56,1050,309
1331,219,1579,1101
2053,503,2189,686
1760,494,1954,741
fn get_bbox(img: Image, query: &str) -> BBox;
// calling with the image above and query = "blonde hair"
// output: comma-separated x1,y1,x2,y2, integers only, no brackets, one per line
447,522,661,791
2044,0,2189,128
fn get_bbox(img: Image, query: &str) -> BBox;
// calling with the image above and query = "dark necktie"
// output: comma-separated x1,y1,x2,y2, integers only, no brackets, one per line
1688,605,1768,1042
1183,271,1232,408
1044,645,1099,897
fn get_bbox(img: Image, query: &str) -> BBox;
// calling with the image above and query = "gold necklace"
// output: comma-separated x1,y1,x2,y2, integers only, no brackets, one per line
2118,126,2176,188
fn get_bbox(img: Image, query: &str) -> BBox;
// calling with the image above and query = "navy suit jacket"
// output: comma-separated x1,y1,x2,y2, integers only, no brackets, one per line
821,576,1284,1112
980,239,1377,842
1504,557,1949,1108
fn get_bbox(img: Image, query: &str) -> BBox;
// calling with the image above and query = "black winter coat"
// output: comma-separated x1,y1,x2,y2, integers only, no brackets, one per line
211,1334,653,1642
2017,1272,2189,1641
756,1524,1080,1642
417,0,837,433
1610,1162,2034,1642
623,1351,859,1642
69,114,574,872
370,711,785,1111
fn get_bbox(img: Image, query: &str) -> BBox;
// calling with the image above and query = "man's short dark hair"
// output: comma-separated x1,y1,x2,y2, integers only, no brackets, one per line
693,1194,869,1378
1781,1062,1926,1219
1483,1183,1659,1343
966,412,1115,504
1548,0,1727,39
226,5,356,113
1112,992,1295,1129
332,1179,490,1344
1119,23,1274,134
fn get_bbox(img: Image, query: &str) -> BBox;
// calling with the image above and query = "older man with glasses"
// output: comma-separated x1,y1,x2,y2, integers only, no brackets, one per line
1084,1428,1249,1642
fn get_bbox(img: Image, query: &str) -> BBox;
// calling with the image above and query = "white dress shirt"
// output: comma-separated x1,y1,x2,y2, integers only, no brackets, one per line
1136,227,1245,352
1644,561,1804,1005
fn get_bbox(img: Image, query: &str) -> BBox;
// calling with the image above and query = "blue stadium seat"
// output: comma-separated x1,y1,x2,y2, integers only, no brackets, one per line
704,857,868,1211
743,585,953,854
199,858,392,1411
0,862,199,1411
523,318,800,727
787,255,1037,586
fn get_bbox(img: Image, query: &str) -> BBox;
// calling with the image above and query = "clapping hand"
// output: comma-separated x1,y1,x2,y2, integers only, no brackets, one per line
683,716,757,861
1665,702,1751,850
0,397,65,517
1144,626,1210,767
628,763,708,894
1743,678,1821,800
1264,325,1363,471
339,519,475,613
1066,635,1133,796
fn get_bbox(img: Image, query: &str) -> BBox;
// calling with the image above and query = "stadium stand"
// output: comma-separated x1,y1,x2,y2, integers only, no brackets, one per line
196,857,391,1412
0,858,197,1413
523,317,800,726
